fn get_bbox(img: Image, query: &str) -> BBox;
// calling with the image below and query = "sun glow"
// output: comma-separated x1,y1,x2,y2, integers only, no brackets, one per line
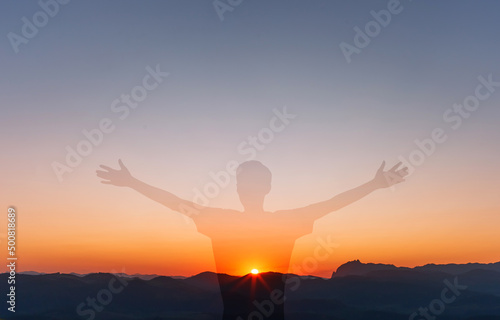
251,269,259,274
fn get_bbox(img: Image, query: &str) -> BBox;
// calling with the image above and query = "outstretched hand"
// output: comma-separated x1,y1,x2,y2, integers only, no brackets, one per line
373,161,409,189
96,159,133,187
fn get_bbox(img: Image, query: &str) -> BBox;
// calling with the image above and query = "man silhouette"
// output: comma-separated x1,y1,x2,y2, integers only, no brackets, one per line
97,159,407,319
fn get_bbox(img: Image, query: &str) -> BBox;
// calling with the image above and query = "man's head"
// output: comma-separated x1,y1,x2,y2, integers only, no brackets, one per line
236,161,271,211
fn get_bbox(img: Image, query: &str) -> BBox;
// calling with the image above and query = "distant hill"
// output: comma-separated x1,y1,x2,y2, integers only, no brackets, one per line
332,259,404,277
19,271,47,276
332,259,500,278
416,261,500,274
18,271,183,281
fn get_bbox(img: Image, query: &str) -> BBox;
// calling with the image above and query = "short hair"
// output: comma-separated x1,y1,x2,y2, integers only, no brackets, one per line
236,161,272,187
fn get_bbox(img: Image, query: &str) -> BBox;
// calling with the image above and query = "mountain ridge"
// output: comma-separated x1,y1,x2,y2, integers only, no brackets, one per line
14,260,500,279
331,259,500,278
2,264,500,320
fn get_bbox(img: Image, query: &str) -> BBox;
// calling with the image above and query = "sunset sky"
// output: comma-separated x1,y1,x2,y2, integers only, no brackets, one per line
1,0,499,278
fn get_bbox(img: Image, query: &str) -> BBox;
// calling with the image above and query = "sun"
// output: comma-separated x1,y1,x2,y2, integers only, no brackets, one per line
251,269,259,275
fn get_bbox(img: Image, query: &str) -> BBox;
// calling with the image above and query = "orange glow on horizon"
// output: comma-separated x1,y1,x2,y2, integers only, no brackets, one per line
1,157,499,277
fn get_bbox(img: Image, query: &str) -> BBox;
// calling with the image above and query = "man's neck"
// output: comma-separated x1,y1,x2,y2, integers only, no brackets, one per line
243,205,265,213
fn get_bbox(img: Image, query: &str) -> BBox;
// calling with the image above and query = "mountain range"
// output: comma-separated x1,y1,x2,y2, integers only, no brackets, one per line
332,259,500,277
1,260,499,320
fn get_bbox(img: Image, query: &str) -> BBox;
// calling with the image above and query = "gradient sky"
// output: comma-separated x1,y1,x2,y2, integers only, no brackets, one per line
1,0,499,277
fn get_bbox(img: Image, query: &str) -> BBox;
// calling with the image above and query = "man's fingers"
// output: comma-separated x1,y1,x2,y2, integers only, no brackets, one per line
96,170,107,177
118,159,125,170
398,167,409,177
389,162,403,172
378,161,386,172
99,165,114,172
100,180,113,185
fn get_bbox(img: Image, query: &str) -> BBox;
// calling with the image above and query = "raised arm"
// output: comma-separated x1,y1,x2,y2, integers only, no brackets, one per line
281,161,408,221
96,160,204,218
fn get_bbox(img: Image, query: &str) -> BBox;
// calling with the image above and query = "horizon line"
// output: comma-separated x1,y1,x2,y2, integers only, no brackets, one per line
5,259,500,278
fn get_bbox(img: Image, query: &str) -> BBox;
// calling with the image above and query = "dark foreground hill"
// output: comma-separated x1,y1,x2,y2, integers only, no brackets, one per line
1,262,500,320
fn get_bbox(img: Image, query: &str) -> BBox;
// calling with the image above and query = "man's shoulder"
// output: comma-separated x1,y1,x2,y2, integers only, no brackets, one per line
196,207,241,218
